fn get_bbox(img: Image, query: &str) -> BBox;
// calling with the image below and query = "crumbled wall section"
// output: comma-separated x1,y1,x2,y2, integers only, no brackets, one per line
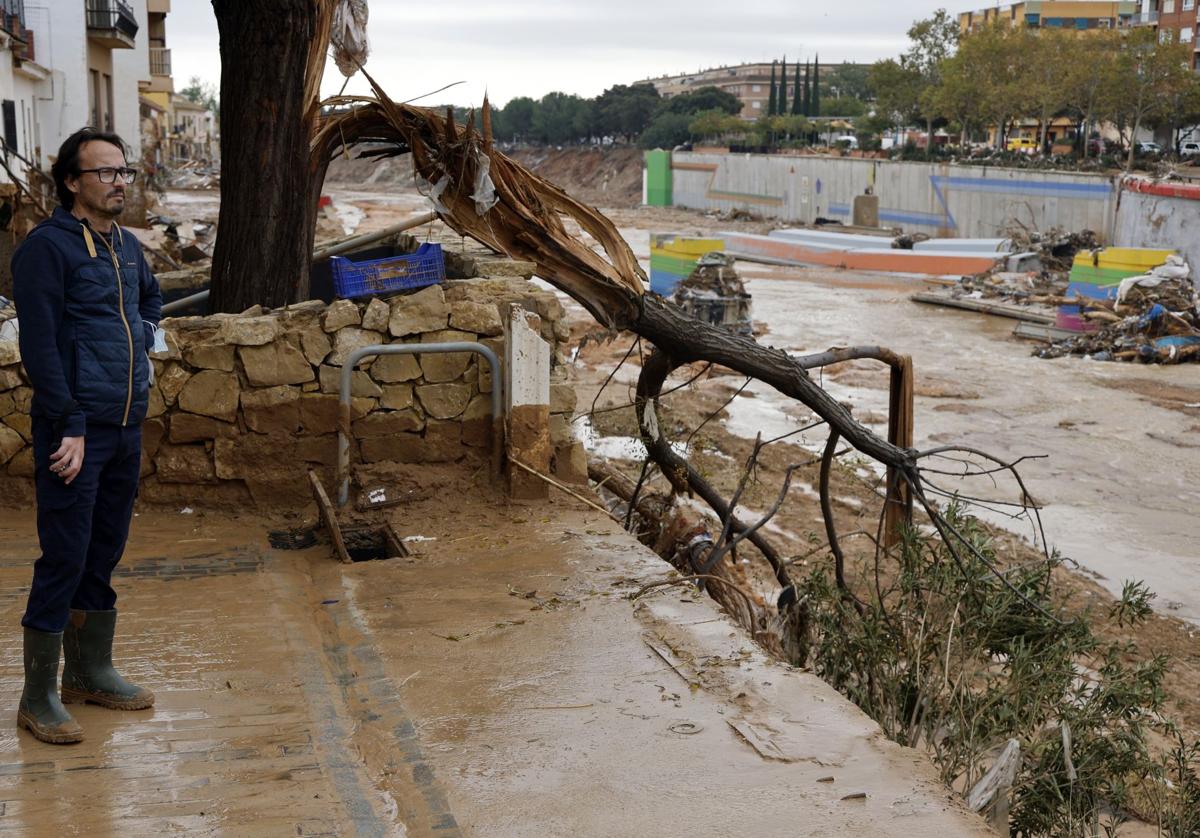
0,278,586,509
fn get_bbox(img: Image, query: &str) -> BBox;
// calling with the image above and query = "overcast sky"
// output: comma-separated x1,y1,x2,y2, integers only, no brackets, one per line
168,1,954,108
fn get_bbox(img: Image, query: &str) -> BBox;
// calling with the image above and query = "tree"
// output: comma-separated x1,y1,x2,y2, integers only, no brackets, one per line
833,62,872,100
531,92,587,145
812,56,821,121
901,10,959,152
1104,28,1194,169
662,86,742,116
767,61,778,116
640,112,693,149
868,58,923,129
594,83,660,142
949,20,1025,150
802,61,811,116
180,75,219,112
930,51,982,146
688,108,742,142
1060,31,1120,158
1021,26,1068,154
499,96,535,142
209,0,332,313
779,57,788,120
792,62,802,115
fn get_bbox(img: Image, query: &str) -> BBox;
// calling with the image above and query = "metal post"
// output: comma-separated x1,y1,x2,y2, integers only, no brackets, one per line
338,343,503,507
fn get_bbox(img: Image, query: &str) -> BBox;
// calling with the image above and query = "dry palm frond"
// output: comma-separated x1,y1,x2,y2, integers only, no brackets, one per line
311,75,644,327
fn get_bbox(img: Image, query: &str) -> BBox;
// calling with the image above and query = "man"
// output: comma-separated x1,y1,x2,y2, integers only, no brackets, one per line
12,128,162,744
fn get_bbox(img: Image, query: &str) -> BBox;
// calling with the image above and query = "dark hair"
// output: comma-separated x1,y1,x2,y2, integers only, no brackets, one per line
51,127,128,210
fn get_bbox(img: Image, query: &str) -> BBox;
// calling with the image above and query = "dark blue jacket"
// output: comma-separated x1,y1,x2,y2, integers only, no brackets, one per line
13,207,162,436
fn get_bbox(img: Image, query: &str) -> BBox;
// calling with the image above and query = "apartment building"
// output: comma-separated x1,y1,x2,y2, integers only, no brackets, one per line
642,61,863,121
1153,0,1200,67
643,63,781,120
959,1,1140,32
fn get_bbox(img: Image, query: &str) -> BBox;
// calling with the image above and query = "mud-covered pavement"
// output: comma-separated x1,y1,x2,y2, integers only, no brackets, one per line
0,495,989,836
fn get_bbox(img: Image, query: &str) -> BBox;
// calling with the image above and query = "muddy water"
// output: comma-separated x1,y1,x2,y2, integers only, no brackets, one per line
600,220,1200,622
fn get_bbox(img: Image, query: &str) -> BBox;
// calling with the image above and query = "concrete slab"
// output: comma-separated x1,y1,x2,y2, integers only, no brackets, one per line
723,232,1004,277
0,498,991,836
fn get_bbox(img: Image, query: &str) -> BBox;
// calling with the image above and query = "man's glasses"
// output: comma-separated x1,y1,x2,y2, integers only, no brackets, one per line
78,167,138,184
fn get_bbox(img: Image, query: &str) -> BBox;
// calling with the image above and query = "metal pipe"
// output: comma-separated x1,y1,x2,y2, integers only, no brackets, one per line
312,212,438,261
338,343,503,507
161,288,210,316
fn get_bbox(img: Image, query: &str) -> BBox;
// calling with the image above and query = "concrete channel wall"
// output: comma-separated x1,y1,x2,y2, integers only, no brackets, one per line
669,151,1119,240
1112,180,1200,271
0,278,585,509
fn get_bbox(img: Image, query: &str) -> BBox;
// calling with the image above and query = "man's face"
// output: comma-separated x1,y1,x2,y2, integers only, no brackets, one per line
66,140,127,220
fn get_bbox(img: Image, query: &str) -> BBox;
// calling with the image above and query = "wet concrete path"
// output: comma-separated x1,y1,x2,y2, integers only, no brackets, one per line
0,499,989,836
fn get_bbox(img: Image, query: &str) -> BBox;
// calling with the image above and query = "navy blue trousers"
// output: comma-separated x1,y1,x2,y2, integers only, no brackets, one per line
23,418,141,633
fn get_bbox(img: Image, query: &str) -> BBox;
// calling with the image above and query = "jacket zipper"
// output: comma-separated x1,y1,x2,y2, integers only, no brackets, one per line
96,228,135,426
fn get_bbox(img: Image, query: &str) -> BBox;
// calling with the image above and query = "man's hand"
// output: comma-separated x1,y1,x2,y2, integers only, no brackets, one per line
50,436,85,485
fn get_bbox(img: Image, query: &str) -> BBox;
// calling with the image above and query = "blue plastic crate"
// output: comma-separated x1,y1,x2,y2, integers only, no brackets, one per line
330,242,446,299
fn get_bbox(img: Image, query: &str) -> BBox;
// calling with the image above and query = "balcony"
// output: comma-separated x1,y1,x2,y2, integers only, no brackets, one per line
86,0,138,49
150,46,170,76
1130,10,1160,25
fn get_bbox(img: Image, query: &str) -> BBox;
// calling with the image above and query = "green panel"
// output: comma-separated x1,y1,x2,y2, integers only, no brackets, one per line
644,150,672,207
1068,265,1145,287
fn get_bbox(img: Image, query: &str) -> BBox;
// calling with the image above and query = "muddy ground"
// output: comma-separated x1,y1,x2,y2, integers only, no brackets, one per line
271,160,1200,745
162,167,1200,756
558,206,1200,755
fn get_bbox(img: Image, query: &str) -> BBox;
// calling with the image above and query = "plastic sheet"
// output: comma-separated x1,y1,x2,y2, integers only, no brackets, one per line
331,0,369,78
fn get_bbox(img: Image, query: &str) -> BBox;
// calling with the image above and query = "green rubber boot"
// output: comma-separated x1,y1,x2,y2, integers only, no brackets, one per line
61,610,155,711
17,627,84,744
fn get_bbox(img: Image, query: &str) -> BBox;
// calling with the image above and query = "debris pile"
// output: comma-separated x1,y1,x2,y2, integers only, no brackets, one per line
672,252,752,334
1037,256,1200,363
164,161,220,190
951,270,1069,306
1003,225,1099,271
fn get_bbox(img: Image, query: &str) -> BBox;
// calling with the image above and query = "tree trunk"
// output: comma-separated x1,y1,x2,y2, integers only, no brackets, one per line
209,0,324,313
1127,115,1141,172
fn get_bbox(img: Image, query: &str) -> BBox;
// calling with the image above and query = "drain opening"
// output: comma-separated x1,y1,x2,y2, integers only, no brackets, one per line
340,526,409,563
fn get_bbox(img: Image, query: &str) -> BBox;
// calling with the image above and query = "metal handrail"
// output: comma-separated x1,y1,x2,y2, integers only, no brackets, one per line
85,0,139,39
338,343,503,506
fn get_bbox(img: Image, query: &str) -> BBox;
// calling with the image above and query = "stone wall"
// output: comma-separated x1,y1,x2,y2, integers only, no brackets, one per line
0,278,586,509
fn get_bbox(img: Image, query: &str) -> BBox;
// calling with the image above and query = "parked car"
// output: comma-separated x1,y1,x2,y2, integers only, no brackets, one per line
1180,141,1200,157
1087,138,1117,156
1135,141,1163,155
1006,136,1039,154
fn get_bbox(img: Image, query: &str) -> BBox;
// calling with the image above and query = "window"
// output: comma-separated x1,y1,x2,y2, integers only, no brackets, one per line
2,100,15,154
1187,0,1196,10
1162,28,1175,43
89,70,100,128
752,84,761,92
752,101,761,109
1184,26,1195,41
103,73,113,131
1165,0,1176,12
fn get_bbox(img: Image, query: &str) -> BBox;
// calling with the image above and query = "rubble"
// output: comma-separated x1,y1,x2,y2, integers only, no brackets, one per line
672,252,753,334
948,270,1069,307
1037,257,1200,363
1001,224,1099,272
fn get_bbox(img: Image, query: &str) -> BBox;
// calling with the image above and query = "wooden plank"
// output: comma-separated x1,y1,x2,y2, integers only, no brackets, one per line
910,292,1055,324
1012,321,1079,343
309,471,351,564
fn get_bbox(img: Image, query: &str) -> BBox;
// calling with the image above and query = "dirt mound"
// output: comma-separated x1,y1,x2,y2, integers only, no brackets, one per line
506,146,644,208
325,153,415,188
326,145,645,208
